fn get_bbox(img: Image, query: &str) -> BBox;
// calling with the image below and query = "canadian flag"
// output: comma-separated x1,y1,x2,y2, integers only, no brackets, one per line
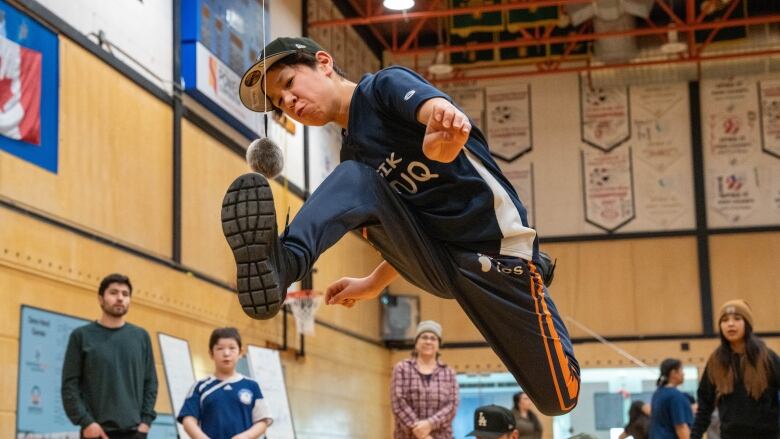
0,34,41,145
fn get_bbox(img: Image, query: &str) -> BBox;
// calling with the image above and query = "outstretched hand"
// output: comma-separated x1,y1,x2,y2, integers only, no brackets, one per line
325,276,383,308
422,100,471,163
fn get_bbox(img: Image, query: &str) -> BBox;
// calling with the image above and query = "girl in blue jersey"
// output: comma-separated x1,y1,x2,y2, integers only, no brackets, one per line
178,328,272,439
223,37,580,415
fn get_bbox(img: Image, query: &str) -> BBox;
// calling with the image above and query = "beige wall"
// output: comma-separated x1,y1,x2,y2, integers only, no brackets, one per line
0,32,391,438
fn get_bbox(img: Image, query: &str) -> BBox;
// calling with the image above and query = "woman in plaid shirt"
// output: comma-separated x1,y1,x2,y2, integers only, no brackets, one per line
391,321,459,439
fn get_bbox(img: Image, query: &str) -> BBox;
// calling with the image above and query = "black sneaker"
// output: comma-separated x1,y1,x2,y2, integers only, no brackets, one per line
221,173,287,319
537,251,557,287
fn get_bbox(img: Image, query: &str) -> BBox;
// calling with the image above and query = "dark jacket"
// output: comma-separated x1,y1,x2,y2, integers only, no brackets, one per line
691,348,780,439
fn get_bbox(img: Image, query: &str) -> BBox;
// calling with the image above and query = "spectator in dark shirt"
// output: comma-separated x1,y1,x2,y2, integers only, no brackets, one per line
650,358,692,439
61,273,158,439
691,299,780,439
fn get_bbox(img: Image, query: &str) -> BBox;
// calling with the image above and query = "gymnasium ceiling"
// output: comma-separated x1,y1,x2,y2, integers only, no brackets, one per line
312,0,780,81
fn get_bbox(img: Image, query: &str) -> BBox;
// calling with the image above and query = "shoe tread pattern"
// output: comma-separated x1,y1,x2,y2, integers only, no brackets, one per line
221,173,282,319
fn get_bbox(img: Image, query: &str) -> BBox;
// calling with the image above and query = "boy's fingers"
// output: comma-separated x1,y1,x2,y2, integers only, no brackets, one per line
441,108,455,128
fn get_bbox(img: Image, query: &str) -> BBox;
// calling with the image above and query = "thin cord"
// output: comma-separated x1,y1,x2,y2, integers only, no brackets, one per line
262,0,268,134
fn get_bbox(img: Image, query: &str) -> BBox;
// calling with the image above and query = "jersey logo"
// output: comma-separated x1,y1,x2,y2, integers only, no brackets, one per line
404,90,416,101
238,389,253,405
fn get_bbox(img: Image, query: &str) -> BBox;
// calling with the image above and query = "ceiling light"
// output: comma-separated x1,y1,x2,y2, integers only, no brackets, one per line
661,28,688,54
383,0,414,10
429,50,453,75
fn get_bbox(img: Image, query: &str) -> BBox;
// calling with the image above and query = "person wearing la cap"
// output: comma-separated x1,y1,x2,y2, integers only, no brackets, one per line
391,320,458,439
467,405,518,439
222,35,580,415
690,299,780,439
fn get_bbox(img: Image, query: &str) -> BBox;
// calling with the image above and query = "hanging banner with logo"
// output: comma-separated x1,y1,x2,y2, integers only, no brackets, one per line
632,84,687,172
485,84,532,161
0,0,59,173
581,148,635,232
708,165,760,224
580,79,631,152
637,170,688,229
702,77,758,165
759,79,780,159
181,0,267,138
502,160,535,227
447,86,485,130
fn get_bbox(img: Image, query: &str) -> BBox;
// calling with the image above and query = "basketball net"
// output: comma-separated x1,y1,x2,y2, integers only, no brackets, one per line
286,290,322,336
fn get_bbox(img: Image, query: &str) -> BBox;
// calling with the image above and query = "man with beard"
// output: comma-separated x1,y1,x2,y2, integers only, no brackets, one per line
62,273,158,439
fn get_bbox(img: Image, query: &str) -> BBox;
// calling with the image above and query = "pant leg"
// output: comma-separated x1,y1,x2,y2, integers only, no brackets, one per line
445,248,580,415
282,160,455,297
284,161,580,414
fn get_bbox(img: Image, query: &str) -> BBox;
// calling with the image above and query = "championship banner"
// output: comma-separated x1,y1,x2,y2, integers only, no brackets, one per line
446,86,484,130
637,170,688,229
181,0,267,139
701,77,758,165
502,161,535,227
0,0,58,173
581,148,636,232
485,84,532,161
632,84,687,172
580,79,631,152
759,79,780,159
708,165,759,224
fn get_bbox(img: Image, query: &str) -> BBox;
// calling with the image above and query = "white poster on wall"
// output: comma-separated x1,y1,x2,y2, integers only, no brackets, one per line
485,84,532,161
759,79,780,159
580,81,631,152
708,165,760,224
632,84,687,172
702,77,758,165
246,346,295,439
158,334,196,439
635,166,688,228
581,148,635,232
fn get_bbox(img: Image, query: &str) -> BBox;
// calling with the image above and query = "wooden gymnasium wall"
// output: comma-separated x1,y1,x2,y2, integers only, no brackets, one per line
0,33,391,438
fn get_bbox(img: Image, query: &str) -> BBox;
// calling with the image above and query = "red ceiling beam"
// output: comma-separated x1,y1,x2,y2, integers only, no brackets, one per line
400,0,442,51
309,0,593,27
432,47,780,84
343,0,391,50
696,0,741,56
394,14,780,56
654,0,684,26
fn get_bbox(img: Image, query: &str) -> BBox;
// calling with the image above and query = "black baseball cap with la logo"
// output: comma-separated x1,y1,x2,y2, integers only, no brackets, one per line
467,405,516,438
239,37,325,112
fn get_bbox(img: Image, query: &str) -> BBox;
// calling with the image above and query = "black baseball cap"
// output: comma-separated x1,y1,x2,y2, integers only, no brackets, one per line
466,405,516,438
239,37,325,113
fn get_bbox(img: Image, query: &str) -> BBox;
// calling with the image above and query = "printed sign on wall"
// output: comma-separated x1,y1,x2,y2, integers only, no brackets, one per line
0,0,59,173
580,79,631,152
181,0,268,138
581,148,636,232
759,79,780,159
485,84,532,161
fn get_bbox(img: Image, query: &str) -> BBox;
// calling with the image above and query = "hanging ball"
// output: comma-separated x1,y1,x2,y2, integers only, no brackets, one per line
246,137,284,178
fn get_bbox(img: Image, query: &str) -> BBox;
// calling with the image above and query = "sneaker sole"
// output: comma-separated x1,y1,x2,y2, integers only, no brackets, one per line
221,173,284,319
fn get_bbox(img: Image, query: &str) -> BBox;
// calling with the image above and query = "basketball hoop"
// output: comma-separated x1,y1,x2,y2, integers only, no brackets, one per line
285,290,323,336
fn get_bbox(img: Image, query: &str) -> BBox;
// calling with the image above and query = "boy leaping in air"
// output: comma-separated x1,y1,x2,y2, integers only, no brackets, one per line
223,37,580,415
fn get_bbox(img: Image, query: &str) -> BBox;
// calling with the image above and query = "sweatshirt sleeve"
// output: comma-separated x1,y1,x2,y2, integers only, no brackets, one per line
61,330,94,428
691,365,716,439
140,330,158,425
372,67,450,125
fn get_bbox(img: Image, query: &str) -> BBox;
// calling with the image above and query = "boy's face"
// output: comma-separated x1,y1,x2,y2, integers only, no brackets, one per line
265,53,338,126
210,338,241,373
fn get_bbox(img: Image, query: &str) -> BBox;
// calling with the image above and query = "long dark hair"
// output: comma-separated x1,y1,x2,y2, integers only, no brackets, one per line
706,320,770,400
512,392,542,432
657,358,682,387
627,400,648,425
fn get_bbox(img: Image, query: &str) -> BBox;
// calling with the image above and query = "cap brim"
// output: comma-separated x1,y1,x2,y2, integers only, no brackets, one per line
466,430,504,439
239,50,297,113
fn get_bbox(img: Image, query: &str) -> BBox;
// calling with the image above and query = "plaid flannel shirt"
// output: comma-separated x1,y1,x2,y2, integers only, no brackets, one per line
391,358,459,439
